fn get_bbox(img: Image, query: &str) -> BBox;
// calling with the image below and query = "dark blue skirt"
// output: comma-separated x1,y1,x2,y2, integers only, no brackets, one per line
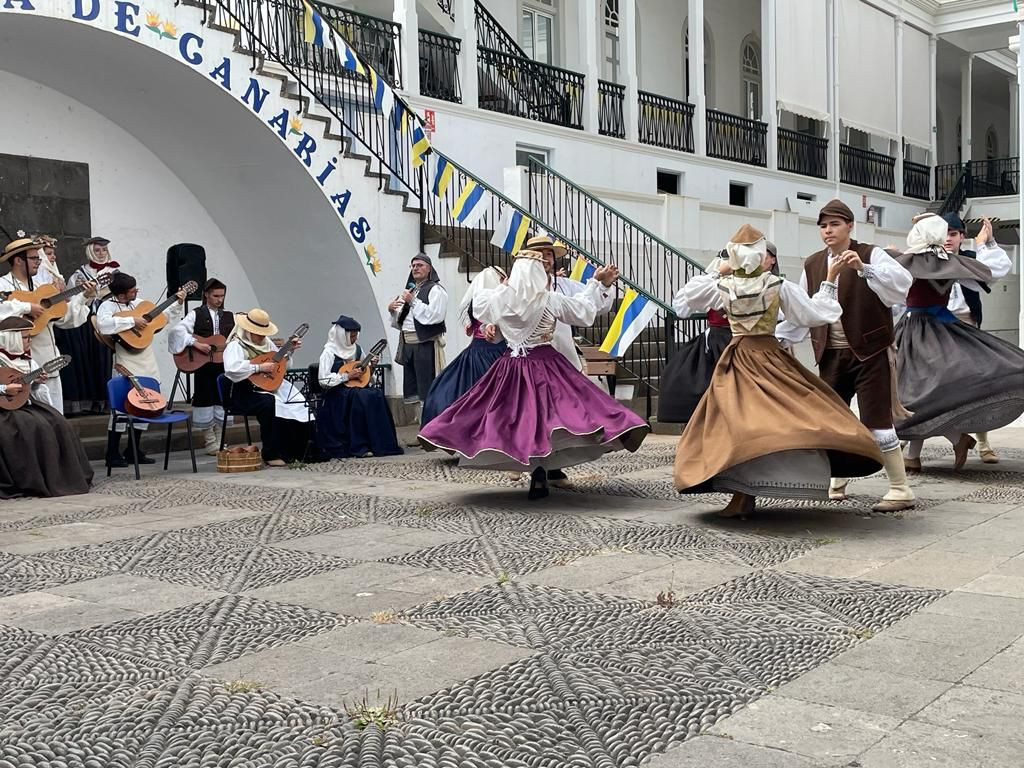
315,385,403,459
422,337,508,425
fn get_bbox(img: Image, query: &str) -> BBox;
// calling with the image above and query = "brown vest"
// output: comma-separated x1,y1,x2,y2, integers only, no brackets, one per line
805,240,893,363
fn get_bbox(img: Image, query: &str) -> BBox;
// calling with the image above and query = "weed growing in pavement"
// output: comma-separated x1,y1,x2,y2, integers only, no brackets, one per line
656,570,678,608
496,571,511,585
371,609,397,624
345,691,401,732
222,679,265,693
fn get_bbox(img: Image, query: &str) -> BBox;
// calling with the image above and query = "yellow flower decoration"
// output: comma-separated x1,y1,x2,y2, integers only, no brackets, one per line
161,20,178,39
288,117,303,135
145,11,160,27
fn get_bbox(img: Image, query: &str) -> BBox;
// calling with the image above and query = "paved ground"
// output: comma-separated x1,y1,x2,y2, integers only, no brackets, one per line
2,428,1023,767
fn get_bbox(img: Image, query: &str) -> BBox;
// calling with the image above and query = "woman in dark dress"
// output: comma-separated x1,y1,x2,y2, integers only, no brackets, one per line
315,315,402,459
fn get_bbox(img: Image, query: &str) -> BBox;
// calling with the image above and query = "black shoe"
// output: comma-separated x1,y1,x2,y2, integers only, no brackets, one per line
546,468,571,488
106,454,129,469
527,467,549,501
105,431,127,468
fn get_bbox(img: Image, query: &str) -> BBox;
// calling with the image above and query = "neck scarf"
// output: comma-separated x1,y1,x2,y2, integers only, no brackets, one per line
227,325,275,359
0,331,32,374
87,243,120,271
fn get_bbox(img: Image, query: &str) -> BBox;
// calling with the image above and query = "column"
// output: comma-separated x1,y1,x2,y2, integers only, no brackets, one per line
393,0,420,96
827,0,840,187
621,0,640,142
1009,76,1019,157
961,53,973,163
580,0,602,134
1013,28,1024,353
895,16,904,196
688,0,707,156
454,0,478,107
761,0,778,170
930,34,939,198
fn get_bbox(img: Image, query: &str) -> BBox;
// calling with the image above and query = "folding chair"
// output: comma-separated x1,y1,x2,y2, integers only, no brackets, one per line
107,376,197,480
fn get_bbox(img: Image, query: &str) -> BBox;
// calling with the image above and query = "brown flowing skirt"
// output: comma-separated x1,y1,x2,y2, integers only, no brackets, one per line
674,335,883,499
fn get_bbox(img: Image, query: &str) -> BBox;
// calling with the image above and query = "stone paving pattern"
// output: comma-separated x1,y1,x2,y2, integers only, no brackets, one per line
1,431,1023,766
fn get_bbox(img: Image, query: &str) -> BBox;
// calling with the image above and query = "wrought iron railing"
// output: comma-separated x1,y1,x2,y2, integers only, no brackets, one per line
477,47,585,129
474,0,527,58
436,0,455,23
311,1,401,87
706,109,767,167
968,157,1019,197
903,160,930,201
419,30,461,103
778,128,828,179
598,80,626,138
526,158,706,411
934,162,961,201
637,91,694,153
840,145,895,193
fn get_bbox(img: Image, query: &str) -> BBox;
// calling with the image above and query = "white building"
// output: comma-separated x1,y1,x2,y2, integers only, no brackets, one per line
1,0,1021,410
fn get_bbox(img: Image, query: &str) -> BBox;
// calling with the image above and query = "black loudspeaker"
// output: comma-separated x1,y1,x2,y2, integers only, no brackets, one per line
166,243,207,302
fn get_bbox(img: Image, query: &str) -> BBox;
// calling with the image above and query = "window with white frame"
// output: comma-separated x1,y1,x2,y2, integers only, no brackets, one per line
516,145,551,168
521,5,556,65
603,0,620,83
741,35,761,121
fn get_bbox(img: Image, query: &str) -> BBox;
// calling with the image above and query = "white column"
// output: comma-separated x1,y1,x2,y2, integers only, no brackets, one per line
827,0,840,188
393,0,420,96
930,34,939,198
580,0,601,133
621,0,640,142
961,53,973,163
895,16,904,196
454,0,478,107
688,0,707,156
1009,76,1020,157
1013,29,1024,352
762,0,778,170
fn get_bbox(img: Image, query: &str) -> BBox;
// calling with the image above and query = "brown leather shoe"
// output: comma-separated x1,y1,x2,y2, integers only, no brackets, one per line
904,457,922,473
871,497,916,513
979,446,999,464
953,434,977,471
718,493,756,518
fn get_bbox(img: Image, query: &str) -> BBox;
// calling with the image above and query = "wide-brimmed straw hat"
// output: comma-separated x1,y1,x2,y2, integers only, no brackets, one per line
1,237,41,263
514,249,546,262
525,234,567,257
235,308,278,337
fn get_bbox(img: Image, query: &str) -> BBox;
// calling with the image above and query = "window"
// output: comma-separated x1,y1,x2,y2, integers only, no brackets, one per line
729,182,749,207
866,205,884,227
796,192,816,201
602,0,620,83
522,6,556,65
516,145,550,168
657,170,680,195
740,35,761,121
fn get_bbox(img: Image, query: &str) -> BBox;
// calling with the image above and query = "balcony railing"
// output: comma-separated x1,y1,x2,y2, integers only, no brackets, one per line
840,145,895,193
477,47,585,130
777,128,827,179
598,80,626,138
311,1,401,87
903,160,930,200
436,0,454,23
419,30,461,103
968,157,1019,197
706,109,767,167
637,91,694,153
475,0,526,58
935,162,961,201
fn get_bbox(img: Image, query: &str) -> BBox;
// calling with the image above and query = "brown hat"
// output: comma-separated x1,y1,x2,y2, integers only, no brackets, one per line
0,316,33,332
525,234,568,257
727,224,766,245
84,236,111,247
235,308,279,337
817,199,854,225
1,237,41,263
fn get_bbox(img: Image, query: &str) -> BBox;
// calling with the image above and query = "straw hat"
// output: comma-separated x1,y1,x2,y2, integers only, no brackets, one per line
1,237,41,263
235,308,278,337
525,234,567,257
0,316,33,332
514,249,546,262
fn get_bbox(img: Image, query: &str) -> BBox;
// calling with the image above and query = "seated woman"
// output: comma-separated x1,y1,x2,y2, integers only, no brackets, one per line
222,308,312,467
316,315,402,459
0,317,93,498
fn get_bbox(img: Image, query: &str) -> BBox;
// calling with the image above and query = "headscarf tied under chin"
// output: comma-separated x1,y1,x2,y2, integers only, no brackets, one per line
904,213,950,257
325,325,358,362
458,266,506,325
472,252,549,357
87,242,120,270
0,330,32,374
718,224,783,332
226,325,274,358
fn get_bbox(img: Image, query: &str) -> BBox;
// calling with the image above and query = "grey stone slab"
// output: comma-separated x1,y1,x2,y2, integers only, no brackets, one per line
913,685,1024,741
201,642,353,691
7,598,142,634
383,570,492,598
833,634,997,683
275,533,422,560
884,609,1021,651
296,622,441,662
0,591,84,621
376,635,534,681
963,640,1024,695
709,695,899,761
602,560,753,601
49,574,224,614
861,550,1010,590
777,662,951,719
645,735,822,768
994,554,1024,577
275,657,455,708
920,592,1024,630
521,552,677,593
960,574,1024,599
0,523,156,555
857,720,1024,768
776,554,888,579
245,562,430,614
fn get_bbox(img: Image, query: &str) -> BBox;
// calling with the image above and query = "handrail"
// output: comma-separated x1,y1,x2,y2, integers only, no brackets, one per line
474,0,528,59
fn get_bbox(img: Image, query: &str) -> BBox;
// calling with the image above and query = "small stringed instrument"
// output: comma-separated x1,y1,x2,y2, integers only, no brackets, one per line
173,334,228,372
107,281,199,351
114,363,167,417
0,355,72,410
338,338,387,388
248,323,309,392
2,274,113,336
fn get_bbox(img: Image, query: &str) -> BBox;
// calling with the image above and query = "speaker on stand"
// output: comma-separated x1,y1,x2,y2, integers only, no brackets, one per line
166,244,207,407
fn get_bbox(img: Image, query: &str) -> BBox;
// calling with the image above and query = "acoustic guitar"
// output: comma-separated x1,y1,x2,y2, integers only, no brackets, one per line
173,334,228,372
2,274,113,336
337,338,387,388
248,323,309,392
0,355,72,410
104,281,199,351
114,363,167,418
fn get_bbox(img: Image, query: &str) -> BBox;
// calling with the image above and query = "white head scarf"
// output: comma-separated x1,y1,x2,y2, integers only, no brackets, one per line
37,245,63,282
87,242,112,265
325,324,358,361
472,252,549,356
718,225,783,332
226,325,274,358
904,213,950,257
458,266,506,324
0,330,32,374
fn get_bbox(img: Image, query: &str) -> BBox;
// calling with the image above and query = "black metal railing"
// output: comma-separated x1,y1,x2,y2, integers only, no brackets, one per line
706,109,767,167
598,80,625,138
934,162,961,201
474,0,527,58
968,157,1019,197
637,91,694,153
477,47,585,129
419,30,461,103
778,128,827,179
840,145,895,193
937,166,967,215
436,0,455,23
527,158,706,411
310,1,401,87
903,160,930,200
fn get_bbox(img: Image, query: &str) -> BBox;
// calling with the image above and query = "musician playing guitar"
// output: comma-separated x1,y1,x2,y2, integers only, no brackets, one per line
168,278,233,455
95,272,186,468
0,236,98,413
315,315,402,459
223,308,313,467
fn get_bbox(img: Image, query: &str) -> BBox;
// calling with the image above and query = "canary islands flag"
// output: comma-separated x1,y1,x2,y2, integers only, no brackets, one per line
490,206,532,253
432,154,455,198
450,179,488,226
600,288,658,357
302,0,338,49
569,256,596,283
411,123,432,168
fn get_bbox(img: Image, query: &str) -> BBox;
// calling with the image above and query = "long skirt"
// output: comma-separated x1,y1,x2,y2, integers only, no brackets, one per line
894,312,1024,439
418,345,649,471
421,337,508,425
657,326,732,424
225,380,310,463
674,335,882,499
0,402,94,498
316,385,403,459
55,324,112,413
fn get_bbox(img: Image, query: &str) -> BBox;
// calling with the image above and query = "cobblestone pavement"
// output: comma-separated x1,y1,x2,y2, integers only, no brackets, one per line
2,430,1023,767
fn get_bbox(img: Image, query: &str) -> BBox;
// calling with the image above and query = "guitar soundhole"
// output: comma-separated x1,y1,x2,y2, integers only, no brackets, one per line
41,299,52,309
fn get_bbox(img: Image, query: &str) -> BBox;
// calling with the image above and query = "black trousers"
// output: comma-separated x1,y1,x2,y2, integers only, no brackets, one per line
401,339,438,403
225,380,308,462
193,363,224,408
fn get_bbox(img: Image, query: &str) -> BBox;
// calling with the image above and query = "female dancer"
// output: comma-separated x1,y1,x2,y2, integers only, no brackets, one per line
674,225,882,517
421,266,507,425
418,250,649,499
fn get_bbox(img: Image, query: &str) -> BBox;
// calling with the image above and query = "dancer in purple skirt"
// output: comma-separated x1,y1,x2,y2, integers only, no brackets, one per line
418,249,650,499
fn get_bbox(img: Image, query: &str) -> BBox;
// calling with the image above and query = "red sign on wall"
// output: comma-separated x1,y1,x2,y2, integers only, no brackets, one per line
424,109,436,136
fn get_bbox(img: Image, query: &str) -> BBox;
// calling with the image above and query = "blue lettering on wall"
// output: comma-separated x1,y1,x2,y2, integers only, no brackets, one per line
293,134,317,167
179,32,203,66
242,78,269,115
72,0,99,20
113,1,140,36
316,157,339,186
330,191,352,218
267,109,290,140
208,57,232,91
2,1,36,10
349,217,370,244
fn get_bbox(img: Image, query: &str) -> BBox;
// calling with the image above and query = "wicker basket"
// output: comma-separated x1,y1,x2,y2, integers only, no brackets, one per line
217,446,263,473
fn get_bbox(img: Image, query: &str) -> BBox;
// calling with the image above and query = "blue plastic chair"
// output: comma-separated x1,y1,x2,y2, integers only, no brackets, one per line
107,375,197,480
216,375,252,451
